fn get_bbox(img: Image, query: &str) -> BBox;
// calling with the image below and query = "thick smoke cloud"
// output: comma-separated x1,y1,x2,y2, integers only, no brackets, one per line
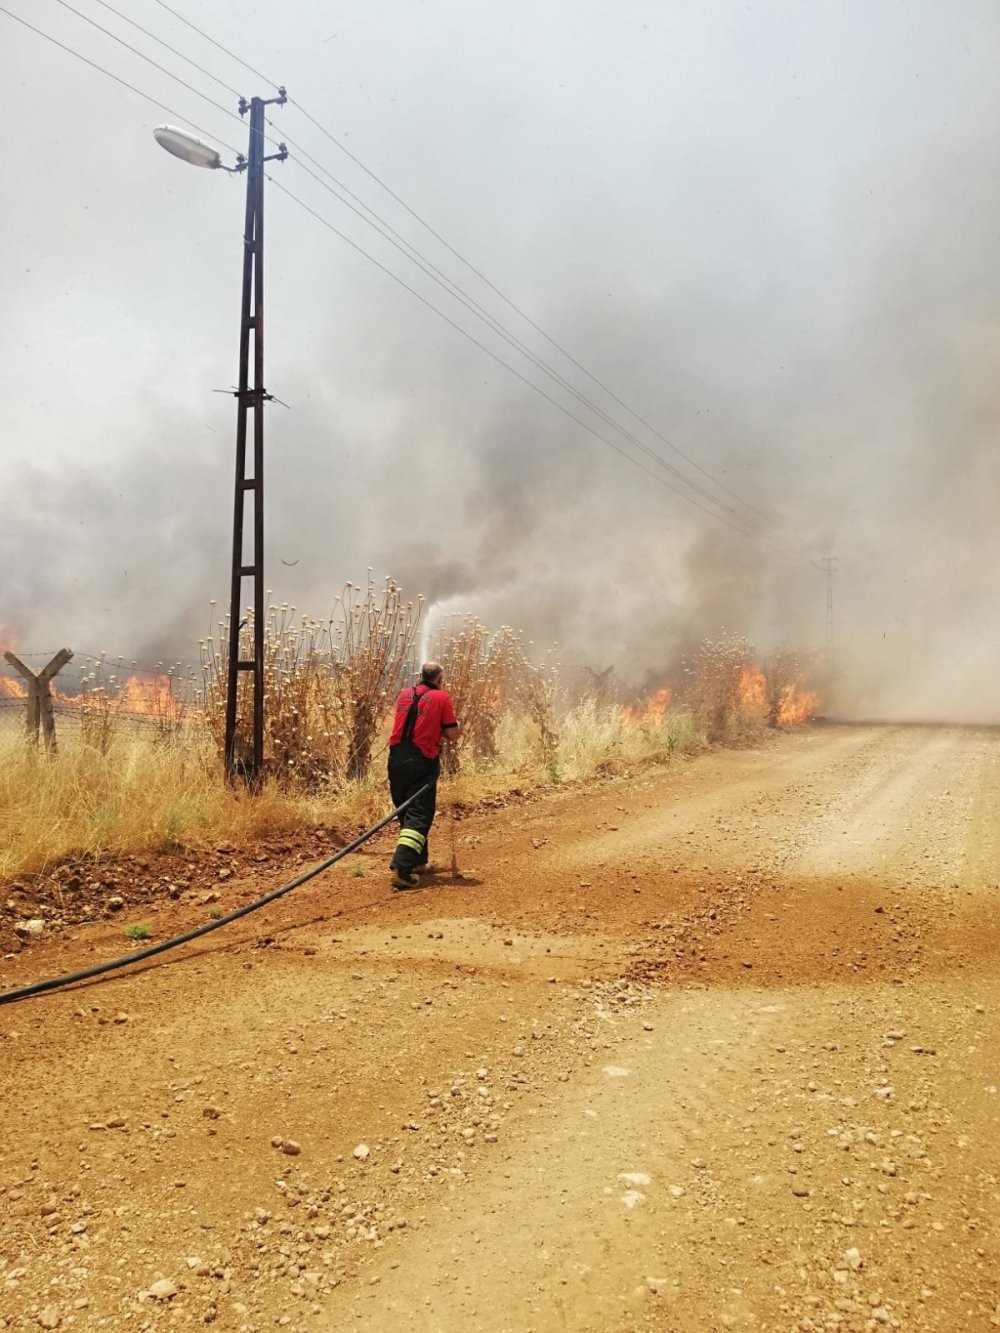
3,2,1000,716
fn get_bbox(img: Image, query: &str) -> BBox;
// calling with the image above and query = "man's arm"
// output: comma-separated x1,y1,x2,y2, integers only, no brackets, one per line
440,690,460,741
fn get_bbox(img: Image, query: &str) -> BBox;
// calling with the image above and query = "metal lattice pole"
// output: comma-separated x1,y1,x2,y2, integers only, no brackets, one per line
223,92,287,783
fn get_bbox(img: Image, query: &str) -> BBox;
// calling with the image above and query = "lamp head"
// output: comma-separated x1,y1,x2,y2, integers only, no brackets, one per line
153,125,222,170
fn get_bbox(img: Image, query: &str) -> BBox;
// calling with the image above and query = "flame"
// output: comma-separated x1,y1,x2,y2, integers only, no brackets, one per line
72,674,182,720
119,674,181,719
737,665,767,712
623,684,672,728
774,681,820,725
739,664,819,724
1,658,187,723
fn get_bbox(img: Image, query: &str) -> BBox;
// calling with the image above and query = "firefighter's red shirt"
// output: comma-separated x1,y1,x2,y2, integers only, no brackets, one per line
389,684,458,759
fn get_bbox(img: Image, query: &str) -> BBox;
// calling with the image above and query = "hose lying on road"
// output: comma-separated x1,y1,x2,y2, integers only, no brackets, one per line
0,784,428,1007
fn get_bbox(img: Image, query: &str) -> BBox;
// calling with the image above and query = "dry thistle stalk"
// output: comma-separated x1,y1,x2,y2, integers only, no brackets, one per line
518,646,561,772
330,576,423,781
78,656,193,753
429,617,521,775
428,618,559,776
201,577,422,784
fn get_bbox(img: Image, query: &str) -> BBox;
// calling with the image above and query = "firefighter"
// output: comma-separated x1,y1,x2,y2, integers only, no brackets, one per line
387,661,460,890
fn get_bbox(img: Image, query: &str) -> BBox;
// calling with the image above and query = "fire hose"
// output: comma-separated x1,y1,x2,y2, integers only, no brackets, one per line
0,784,430,1007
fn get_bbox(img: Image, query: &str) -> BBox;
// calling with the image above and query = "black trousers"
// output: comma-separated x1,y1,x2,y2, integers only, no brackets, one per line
387,741,440,870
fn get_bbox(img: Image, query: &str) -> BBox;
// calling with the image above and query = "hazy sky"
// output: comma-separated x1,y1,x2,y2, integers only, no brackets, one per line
3,1,1000,714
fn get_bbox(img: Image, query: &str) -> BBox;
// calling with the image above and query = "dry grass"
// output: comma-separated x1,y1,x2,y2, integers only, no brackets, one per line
557,699,703,780
0,698,703,881
0,723,388,881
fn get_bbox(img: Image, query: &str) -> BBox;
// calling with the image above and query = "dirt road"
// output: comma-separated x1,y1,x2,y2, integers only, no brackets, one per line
2,724,999,1332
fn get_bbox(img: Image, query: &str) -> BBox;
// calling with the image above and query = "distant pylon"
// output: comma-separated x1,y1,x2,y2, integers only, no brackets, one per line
811,556,837,664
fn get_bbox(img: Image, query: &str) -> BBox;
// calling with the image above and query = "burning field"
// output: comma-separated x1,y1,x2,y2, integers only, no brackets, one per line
0,583,821,884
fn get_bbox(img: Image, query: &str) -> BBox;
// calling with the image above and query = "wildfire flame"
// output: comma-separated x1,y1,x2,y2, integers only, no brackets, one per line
0,668,183,720
118,674,181,719
774,681,820,725
623,685,672,728
737,665,767,712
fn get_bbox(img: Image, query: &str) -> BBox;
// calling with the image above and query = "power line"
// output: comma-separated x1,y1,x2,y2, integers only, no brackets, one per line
5,1,796,550
53,0,650,511
149,0,280,92
0,4,243,156
268,174,786,549
290,98,782,532
127,1,785,536
55,0,752,529
275,136,788,538
47,0,253,137
285,152,788,540
48,0,292,163
89,0,243,98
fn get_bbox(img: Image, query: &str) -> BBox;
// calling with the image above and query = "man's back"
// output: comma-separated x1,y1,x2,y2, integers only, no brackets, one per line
389,683,458,760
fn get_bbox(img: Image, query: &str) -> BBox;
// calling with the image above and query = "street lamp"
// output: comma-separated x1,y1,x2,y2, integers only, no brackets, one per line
154,93,288,783
153,125,226,170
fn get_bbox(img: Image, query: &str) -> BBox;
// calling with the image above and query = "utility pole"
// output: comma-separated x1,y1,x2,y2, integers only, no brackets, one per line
223,91,288,783
811,556,837,664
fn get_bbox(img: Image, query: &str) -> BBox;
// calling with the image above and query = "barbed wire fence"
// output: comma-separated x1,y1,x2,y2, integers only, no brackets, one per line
0,648,209,740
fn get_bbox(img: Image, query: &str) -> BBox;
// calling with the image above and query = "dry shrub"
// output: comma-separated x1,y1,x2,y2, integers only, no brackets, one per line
428,619,560,776
683,634,768,741
332,578,422,780
429,617,521,774
200,577,422,784
520,649,561,778
2,596,812,882
200,603,342,784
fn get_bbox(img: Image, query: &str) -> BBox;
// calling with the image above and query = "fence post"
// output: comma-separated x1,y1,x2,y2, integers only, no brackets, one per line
3,649,73,750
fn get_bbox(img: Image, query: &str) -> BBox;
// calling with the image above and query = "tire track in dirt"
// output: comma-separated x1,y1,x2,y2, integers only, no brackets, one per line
314,725,1000,1332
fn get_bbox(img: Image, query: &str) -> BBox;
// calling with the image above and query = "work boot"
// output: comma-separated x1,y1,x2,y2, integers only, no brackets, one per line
391,869,421,891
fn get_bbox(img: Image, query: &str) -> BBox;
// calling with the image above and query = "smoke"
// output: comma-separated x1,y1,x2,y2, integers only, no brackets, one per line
4,2,1000,717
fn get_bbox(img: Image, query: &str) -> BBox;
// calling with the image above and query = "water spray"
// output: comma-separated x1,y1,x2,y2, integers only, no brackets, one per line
418,593,474,665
